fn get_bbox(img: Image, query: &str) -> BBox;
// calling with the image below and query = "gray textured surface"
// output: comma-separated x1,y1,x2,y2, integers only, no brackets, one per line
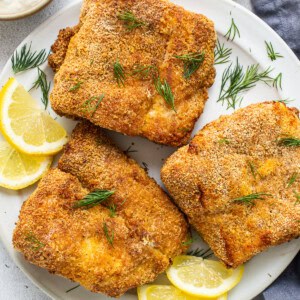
0,1,298,300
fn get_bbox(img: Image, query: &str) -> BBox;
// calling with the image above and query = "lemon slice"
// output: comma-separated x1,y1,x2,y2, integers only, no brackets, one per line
0,140,52,190
0,78,67,155
166,256,243,298
137,284,227,300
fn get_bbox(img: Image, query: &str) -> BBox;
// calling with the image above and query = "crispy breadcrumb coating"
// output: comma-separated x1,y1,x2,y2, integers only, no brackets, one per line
162,102,300,268
48,0,216,146
13,122,188,297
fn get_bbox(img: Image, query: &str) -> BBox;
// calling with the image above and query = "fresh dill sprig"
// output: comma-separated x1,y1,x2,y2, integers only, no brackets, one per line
142,162,149,173
124,145,138,154
174,51,205,79
287,172,298,188
248,161,257,179
155,77,176,112
69,81,83,92
214,40,232,65
187,248,213,259
218,138,230,144
73,190,114,208
232,192,272,206
11,43,48,74
25,232,45,251
224,18,240,41
182,238,194,246
294,191,300,205
30,68,51,110
218,59,272,110
265,41,283,61
273,73,282,90
118,11,145,31
103,222,114,247
81,94,105,117
131,64,158,79
277,137,300,147
108,199,126,218
275,98,295,105
66,285,80,293
113,60,126,86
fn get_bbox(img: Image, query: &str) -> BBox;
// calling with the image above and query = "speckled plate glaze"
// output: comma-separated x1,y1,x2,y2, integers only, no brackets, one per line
0,0,299,299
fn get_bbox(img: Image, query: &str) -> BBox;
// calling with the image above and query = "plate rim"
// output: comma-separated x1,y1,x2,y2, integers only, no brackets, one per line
0,0,299,299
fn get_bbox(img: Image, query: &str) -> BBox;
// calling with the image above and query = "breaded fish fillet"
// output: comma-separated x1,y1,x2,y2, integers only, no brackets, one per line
49,0,216,146
13,122,188,297
161,102,300,268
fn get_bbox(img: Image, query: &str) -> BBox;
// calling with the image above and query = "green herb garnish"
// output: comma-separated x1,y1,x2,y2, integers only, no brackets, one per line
265,41,283,61
294,191,300,205
287,172,298,188
276,99,295,105
103,222,114,247
118,11,145,31
232,192,272,206
113,60,126,86
73,189,114,208
11,43,48,74
273,73,282,90
187,248,213,259
277,137,300,147
81,94,105,117
25,232,45,251
174,51,205,79
30,68,51,110
218,59,272,109
218,138,230,144
214,40,232,65
224,18,240,41
69,81,83,92
131,64,157,79
248,161,257,179
155,77,176,112
66,285,80,293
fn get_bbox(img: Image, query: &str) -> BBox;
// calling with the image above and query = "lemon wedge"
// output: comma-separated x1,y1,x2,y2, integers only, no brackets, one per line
0,140,52,190
0,78,67,155
166,256,243,298
137,284,227,300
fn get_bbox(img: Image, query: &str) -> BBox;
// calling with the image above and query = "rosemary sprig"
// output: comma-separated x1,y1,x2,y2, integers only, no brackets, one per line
232,192,272,206
25,232,45,251
69,81,83,92
273,73,282,90
174,51,205,79
277,137,300,147
30,68,51,110
214,40,232,65
81,94,105,117
118,11,145,31
187,248,213,259
11,43,48,74
103,222,114,247
131,64,157,79
294,191,300,205
265,41,283,61
287,172,298,188
218,59,272,110
155,77,176,112
224,18,240,41
113,60,126,86
73,189,114,208
66,285,80,293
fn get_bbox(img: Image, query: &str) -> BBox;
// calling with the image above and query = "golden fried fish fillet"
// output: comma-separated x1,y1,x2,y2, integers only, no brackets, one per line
49,0,216,146
13,122,188,297
161,102,300,268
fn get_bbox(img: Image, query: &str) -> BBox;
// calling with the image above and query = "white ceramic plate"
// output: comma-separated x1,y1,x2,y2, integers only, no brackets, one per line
0,0,299,299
